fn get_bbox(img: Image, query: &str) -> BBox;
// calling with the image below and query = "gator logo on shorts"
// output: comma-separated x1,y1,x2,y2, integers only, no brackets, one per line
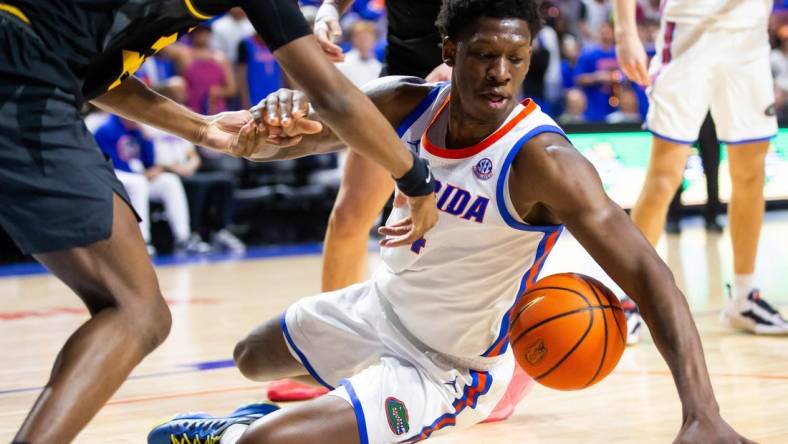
385,397,410,435
525,338,547,365
766,103,777,116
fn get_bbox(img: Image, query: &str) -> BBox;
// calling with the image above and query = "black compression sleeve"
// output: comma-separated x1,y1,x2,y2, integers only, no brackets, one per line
237,0,313,51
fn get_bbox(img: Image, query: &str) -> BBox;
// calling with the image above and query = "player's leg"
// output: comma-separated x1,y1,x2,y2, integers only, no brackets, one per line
630,138,691,245
15,193,172,443
233,397,360,444
711,25,787,334
233,316,312,382
322,151,393,291
727,142,768,277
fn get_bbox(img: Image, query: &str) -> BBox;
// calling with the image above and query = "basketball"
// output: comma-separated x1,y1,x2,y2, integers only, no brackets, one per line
510,273,627,391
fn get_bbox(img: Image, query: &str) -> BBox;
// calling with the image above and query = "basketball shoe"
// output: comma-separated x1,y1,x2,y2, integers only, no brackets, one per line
147,402,279,444
481,364,535,423
266,379,329,402
721,286,788,335
620,296,643,345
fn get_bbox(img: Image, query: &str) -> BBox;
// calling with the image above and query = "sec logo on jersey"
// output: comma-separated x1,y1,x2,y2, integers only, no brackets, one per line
473,158,494,180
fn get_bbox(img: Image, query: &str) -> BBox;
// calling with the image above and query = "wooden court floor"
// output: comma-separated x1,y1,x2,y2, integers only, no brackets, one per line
1,212,788,443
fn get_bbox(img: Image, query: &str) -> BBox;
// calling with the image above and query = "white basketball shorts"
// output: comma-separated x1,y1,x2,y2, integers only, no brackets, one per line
646,20,777,144
281,281,515,444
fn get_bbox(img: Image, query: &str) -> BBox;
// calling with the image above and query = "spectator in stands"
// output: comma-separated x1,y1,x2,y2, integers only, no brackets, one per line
582,0,613,44
336,20,383,87
210,7,255,64
558,88,589,124
771,25,788,121
236,34,283,109
605,86,641,123
183,25,237,115
148,80,247,253
94,115,209,255
554,0,589,40
561,35,581,89
573,20,620,121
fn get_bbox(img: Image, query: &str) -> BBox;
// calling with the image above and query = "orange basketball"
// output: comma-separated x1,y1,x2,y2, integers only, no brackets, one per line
509,273,627,391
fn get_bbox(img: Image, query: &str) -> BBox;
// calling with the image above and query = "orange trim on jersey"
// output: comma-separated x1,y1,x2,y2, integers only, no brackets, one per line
183,0,213,20
421,96,537,160
0,3,30,24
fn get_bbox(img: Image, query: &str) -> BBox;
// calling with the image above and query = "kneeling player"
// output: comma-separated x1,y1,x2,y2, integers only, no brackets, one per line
150,1,752,443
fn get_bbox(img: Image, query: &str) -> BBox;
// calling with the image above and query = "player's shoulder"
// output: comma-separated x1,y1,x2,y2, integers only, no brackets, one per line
364,76,440,128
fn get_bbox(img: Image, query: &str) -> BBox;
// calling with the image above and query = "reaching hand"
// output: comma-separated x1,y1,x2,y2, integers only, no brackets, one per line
377,191,438,248
674,414,756,444
615,31,650,86
314,1,344,62
252,89,323,147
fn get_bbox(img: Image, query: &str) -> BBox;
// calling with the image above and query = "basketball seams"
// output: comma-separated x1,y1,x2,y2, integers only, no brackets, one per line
511,285,592,327
533,309,594,381
579,274,609,388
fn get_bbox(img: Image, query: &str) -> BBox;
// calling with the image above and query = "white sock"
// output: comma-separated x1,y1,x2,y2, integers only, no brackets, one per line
220,424,249,444
733,274,755,302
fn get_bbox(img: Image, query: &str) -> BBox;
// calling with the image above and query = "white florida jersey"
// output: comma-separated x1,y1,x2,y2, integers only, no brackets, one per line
661,0,771,30
374,84,566,359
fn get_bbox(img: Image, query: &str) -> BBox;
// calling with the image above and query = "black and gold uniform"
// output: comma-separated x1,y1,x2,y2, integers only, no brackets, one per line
381,0,443,78
0,0,310,254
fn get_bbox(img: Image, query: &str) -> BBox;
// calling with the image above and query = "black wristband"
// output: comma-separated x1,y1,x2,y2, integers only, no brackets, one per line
395,152,435,197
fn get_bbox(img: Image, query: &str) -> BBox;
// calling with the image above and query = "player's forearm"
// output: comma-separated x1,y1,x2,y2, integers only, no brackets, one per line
274,36,413,178
612,0,639,36
92,77,206,147
587,210,719,414
629,259,719,414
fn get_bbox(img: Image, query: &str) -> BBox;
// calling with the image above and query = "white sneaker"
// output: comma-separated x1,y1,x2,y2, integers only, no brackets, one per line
721,286,788,335
213,229,246,253
177,234,212,255
620,296,642,345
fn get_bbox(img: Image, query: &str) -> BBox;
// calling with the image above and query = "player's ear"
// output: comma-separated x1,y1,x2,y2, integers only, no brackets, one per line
442,36,456,67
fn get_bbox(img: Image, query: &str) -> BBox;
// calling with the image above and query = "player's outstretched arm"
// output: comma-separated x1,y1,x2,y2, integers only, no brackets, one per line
509,133,753,444
92,76,271,159
246,77,431,161
612,0,650,86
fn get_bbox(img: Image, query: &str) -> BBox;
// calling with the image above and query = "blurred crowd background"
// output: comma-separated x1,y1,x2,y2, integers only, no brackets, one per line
4,0,788,262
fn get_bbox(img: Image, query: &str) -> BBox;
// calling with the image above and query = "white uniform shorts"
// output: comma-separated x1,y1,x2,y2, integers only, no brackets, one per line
281,281,515,444
647,21,777,144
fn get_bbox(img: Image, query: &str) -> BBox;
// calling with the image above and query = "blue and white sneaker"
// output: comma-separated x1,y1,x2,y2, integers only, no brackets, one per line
148,402,279,444
721,286,788,335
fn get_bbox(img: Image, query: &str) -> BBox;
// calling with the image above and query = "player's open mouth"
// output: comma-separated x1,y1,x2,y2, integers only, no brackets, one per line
482,93,509,109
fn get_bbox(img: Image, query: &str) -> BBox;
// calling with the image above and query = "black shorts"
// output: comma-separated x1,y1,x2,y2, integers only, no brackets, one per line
381,34,443,78
0,12,133,255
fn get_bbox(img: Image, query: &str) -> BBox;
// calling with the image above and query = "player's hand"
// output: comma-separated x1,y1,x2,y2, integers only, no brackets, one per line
314,1,344,62
674,414,756,444
615,30,650,86
378,192,438,248
252,89,323,146
425,63,452,82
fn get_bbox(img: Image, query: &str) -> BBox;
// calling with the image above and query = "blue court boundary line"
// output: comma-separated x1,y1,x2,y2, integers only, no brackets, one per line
0,359,235,396
0,243,330,279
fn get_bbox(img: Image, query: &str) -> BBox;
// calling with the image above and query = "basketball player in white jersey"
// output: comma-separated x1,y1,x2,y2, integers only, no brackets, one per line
614,0,788,335
150,1,752,442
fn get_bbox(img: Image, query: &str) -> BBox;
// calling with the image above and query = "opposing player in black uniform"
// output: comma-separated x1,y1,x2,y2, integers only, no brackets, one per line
0,1,437,442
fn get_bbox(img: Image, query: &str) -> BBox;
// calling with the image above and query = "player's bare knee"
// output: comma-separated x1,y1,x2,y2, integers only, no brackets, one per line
730,167,764,189
123,291,172,351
